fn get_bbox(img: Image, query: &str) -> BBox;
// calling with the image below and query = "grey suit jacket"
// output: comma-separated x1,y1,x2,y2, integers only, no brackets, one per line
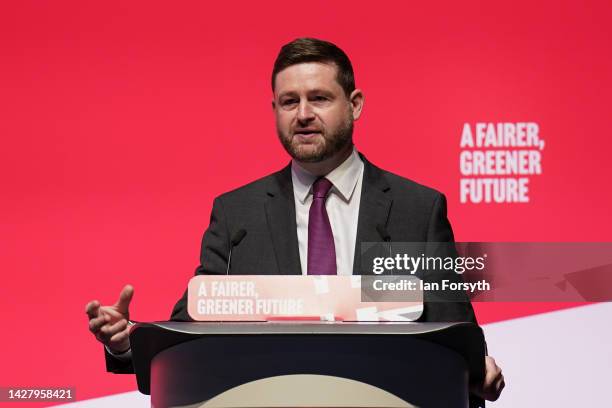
105,154,478,374
167,154,477,322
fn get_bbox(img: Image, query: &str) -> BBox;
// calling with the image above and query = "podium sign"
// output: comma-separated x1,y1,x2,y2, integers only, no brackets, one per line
187,275,423,321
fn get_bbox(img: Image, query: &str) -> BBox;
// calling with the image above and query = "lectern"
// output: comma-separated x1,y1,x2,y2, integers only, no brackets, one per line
129,321,485,408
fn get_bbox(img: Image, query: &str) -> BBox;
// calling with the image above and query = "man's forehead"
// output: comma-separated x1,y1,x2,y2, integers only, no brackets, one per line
274,62,342,94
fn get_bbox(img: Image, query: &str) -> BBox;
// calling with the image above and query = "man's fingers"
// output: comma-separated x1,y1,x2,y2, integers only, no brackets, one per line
109,327,129,344
470,356,505,401
482,356,504,401
99,319,127,338
99,307,125,321
114,284,134,314
485,367,501,387
88,315,108,333
87,287,133,347
105,318,128,334
486,376,505,401
496,376,506,393
85,301,100,319
484,356,501,385
97,319,128,344
108,324,131,353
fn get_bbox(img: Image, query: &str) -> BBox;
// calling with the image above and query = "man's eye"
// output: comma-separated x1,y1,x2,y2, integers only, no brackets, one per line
313,96,328,101
282,99,298,106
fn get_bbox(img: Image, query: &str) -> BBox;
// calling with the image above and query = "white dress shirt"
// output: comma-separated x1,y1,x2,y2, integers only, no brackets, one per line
291,148,364,276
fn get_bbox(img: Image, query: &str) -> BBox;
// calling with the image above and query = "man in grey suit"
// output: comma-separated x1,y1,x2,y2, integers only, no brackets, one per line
86,37,504,402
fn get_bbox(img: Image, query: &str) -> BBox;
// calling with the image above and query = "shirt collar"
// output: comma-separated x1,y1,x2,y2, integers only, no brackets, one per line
291,147,363,204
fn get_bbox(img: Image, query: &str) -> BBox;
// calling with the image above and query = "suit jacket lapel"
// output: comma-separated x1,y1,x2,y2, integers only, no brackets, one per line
264,164,302,275
353,154,393,275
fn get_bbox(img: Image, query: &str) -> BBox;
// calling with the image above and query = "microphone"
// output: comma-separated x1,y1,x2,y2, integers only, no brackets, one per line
376,224,393,274
226,229,247,275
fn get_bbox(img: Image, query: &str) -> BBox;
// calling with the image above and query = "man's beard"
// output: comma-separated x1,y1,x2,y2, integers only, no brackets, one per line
277,118,354,163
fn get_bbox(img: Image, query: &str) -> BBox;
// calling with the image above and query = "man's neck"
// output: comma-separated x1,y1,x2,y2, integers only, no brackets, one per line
294,143,354,177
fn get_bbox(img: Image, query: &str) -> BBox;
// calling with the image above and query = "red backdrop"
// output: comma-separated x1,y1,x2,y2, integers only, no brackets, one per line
1,1,611,405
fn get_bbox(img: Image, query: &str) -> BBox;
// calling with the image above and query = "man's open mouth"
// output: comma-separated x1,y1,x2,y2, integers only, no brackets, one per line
294,130,321,138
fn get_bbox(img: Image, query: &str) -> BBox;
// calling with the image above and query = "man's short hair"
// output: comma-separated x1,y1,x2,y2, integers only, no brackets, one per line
272,37,355,97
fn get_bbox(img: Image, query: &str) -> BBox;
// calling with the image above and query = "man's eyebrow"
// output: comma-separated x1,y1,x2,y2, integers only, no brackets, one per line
277,89,336,99
278,91,298,99
307,89,335,97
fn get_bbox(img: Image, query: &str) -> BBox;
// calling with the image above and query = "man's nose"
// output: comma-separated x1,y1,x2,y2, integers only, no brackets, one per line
296,101,315,123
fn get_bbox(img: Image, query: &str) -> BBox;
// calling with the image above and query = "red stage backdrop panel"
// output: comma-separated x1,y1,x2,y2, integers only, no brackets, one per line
1,1,611,405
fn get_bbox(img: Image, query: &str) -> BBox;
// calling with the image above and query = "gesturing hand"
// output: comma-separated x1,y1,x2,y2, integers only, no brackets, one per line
85,284,134,354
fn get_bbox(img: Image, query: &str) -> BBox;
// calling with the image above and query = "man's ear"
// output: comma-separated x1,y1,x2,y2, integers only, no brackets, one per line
271,99,276,110
349,89,364,120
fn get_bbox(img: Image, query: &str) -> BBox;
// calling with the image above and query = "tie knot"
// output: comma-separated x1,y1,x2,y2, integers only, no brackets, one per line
312,177,333,199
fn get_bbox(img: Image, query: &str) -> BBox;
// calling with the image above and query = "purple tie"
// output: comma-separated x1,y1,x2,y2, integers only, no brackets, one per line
307,177,337,275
